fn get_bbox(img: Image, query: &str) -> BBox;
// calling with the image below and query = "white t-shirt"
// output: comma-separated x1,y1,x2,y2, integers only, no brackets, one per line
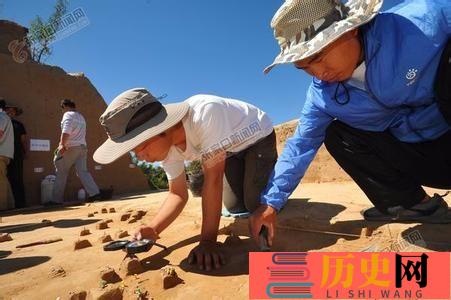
0,110,14,159
61,111,87,148
346,62,367,91
161,95,274,180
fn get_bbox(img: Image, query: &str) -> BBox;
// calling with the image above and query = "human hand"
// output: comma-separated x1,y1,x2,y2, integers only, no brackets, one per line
188,240,226,271
57,144,66,156
249,204,277,247
133,225,160,241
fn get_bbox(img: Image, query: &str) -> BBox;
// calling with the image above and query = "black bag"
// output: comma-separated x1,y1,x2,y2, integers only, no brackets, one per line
435,39,451,125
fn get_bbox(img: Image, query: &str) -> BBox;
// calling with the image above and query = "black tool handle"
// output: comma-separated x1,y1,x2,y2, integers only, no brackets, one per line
259,225,271,252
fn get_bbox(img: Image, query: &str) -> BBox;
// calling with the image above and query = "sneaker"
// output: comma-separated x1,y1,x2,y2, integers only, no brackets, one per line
85,193,102,203
362,194,451,224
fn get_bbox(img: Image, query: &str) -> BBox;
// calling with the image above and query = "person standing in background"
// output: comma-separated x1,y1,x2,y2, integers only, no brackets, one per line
5,104,27,208
0,99,15,210
53,99,101,203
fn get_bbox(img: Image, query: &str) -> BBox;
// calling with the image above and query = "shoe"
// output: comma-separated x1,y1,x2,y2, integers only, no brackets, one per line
221,208,251,218
85,193,102,203
362,194,451,224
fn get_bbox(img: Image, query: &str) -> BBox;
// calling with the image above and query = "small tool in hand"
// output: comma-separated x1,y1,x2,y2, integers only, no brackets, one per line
259,225,271,252
103,239,168,260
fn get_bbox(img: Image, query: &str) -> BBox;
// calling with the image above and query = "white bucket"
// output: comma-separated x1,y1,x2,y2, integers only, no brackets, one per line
77,188,86,201
41,175,56,204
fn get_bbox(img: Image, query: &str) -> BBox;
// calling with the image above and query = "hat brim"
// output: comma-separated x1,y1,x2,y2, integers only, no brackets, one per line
264,0,383,74
93,102,189,164
5,105,23,116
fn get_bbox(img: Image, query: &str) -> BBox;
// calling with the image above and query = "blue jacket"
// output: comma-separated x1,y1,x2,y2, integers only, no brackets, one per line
261,0,451,212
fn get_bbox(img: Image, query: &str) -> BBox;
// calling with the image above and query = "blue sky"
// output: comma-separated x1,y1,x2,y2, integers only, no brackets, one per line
2,0,402,124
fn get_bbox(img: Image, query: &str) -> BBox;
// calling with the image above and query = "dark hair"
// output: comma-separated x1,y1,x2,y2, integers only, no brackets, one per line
0,99,5,110
61,99,76,109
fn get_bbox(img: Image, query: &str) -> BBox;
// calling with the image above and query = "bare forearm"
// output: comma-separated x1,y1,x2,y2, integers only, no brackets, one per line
59,133,69,147
149,192,188,234
200,175,223,242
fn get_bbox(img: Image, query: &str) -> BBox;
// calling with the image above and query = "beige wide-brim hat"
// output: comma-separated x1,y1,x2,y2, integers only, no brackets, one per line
94,88,189,164
264,0,383,74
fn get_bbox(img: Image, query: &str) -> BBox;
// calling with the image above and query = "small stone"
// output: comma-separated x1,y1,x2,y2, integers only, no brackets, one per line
160,266,182,289
109,208,116,213
87,213,94,217
68,290,87,300
80,228,91,236
0,233,13,242
49,266,66,278
93,211,99,214
74,239,92,250
99,234,113,243
89,286,123,300
96,222,108,230
128,218,137,224
99,266,121,283
136,210,147,217
104,219,113,224
116,230,129,239
119,256,143,277
101,208,108,214
120,213,131,221
131,212,142,220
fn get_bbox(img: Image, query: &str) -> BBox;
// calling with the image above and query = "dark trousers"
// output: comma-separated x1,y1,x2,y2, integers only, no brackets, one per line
324,121,451,212
223,131,278,213
7,157,25,208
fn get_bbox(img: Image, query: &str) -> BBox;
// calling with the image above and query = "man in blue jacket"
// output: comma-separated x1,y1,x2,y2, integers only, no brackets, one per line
250,0,451,245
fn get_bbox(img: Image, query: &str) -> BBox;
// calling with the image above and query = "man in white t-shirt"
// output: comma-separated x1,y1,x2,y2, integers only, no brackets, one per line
53,99,100,203
94,88,277,271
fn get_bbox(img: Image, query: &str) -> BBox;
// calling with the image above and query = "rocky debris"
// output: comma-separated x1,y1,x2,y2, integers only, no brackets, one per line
224,234,242,246
99,266,121,283
96,221,108,230
49,266,66,278
136,210,147,218
160,266,183,289
104,219,113,224
87,213,94,217
99,234,113,243
93,211,99,214
68,290,87,300
80,228,91,236
101,208,108,214
119,256,143,277
0,233,13,242
115,230,129,239
109,208,116,213
89,286,123,300
74,239,92,250
120,213,131,221
128,218,137,224
130,212,142,221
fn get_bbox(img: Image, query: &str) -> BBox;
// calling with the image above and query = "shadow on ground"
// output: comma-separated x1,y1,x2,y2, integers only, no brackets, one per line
0,218,100,233
0,256,51,275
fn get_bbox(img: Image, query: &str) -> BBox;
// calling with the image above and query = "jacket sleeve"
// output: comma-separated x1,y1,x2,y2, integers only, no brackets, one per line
260,87,333,212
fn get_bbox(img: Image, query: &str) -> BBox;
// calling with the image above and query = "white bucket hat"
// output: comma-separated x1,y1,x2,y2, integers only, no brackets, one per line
94,88,189,164
264,0,383,74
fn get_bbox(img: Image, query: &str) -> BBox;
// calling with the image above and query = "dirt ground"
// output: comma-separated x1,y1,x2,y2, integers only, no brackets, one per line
1,182,450,300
